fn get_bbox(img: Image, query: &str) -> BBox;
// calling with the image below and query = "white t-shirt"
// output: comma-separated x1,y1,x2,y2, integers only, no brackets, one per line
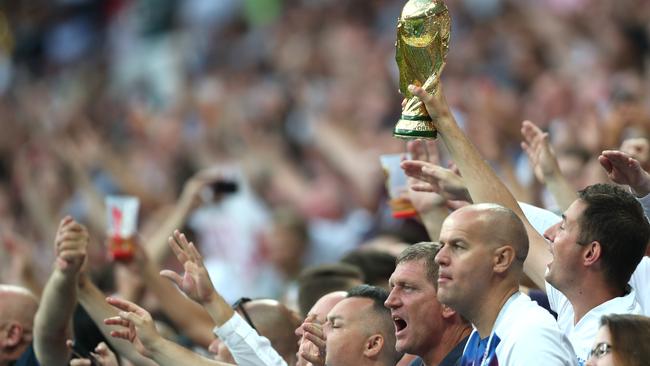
546,282,642,364
630,257,650,316
460,292,577,366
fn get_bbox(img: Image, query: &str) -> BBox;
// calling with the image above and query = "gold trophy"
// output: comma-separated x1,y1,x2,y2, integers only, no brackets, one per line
394,0,451,139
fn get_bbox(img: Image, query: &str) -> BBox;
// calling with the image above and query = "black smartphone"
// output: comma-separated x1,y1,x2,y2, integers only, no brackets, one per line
70,341,100,366
211,180,238,194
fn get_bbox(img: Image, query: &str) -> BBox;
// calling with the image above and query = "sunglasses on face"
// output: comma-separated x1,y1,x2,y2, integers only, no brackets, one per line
588,342,612,359
232,297,257,332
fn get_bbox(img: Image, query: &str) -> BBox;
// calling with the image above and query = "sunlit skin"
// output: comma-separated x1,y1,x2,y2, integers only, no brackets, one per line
585,326,614,366
543,199,588,294
323,297,377,366
385,260,443,356
435,209,497,320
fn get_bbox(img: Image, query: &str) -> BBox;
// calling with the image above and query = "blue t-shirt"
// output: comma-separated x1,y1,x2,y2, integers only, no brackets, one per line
11,344,40,366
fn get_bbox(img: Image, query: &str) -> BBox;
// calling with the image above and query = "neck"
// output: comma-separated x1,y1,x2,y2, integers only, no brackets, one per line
566,276,625,325
422,321,473,366
469,284,518,339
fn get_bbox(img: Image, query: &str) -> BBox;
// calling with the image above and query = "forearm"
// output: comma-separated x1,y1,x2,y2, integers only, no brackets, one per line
438,118,549,288
77,276,159,366
203,293,236,328
543,173,577,212
147,337,233,366
142,263,215,347
419,206,449,242
34,270,77,366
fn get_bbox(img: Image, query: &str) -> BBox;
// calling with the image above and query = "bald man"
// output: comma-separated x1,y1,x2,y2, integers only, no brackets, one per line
436,204,576,365
0,285,39,366
211,299,301,365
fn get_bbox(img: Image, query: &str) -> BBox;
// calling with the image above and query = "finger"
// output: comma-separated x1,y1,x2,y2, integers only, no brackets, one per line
106,297,145,315
411,183,436,192
187,241,203,263
598,155,613,173
95,342,109,355
159,270,184,288
109,330,132,341
167,236,188,263
303,323,325,339
303,332,327,349
70,359,92,366
104,317,131,328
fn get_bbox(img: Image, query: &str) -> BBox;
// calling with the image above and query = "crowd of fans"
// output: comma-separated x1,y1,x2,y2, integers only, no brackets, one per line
3,0,650,365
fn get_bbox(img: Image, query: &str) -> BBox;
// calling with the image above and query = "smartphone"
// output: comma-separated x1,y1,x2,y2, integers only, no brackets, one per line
70,340,100,366
211,180,238,194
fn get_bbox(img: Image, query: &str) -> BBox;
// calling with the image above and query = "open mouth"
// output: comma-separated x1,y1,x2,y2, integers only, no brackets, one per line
393,316,407,333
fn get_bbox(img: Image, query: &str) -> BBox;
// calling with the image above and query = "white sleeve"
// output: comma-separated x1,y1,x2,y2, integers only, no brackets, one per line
506,324,578,365
213,313,287,366
636,193,650,221
630,257,650,315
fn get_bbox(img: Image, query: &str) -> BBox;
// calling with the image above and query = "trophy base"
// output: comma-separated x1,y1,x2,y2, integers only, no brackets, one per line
393,115,437,140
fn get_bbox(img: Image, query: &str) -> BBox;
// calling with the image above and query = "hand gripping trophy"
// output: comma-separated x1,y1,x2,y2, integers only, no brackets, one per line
394,0,451,139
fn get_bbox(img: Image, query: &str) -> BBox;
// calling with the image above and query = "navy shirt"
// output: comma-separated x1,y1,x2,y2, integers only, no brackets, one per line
11,344,40,366
408,335,469,366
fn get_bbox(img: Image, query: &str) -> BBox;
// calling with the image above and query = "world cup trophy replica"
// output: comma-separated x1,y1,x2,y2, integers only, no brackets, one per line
394,0,451,139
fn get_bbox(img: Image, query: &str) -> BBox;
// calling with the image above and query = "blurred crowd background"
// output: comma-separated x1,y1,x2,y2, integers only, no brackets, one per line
1,0,650,309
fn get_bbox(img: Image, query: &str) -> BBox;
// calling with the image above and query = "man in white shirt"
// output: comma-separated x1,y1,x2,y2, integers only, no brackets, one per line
436,203,577,365
405,84,650,365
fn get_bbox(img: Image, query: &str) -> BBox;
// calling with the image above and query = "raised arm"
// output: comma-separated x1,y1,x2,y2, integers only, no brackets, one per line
134,243,216,347
105,297,233,366
160,230,287,366
77,274,159,366
33,217,87,365
520,120,577,211
407,85,553,289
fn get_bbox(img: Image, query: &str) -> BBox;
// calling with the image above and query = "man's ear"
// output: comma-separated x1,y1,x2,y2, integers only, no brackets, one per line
583,241,602,267
2,322,24,347
493,246,515,274
363,334,384,358
441,304,457,319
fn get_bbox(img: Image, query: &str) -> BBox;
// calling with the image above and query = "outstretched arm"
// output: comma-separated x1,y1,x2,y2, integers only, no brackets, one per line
407,85,553,289
161,230,287,366
77,274,159,366
34,217,88,366
105,297,233,366
520,120,577,211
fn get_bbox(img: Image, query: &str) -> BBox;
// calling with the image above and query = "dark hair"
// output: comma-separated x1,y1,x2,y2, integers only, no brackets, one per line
347,284,390,314
346,285,402,363
396,242,441,286
297,263,364,317
340,250,396,287
600,314,650,366
577,184,650,288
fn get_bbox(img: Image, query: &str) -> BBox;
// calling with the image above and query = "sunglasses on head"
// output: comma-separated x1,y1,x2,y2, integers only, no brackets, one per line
232,297,257,332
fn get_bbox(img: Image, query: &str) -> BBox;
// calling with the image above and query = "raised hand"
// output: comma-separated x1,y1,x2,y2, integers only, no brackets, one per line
68,340,119,366
55,216,89,276
520,120,561,183
599,150,650,197
160,230,216,304
104,297,159,358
